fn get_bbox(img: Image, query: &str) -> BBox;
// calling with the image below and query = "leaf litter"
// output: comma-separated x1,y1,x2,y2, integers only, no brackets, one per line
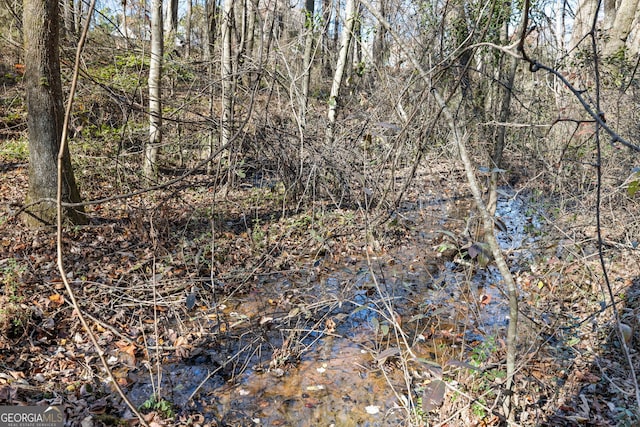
1,161,640,426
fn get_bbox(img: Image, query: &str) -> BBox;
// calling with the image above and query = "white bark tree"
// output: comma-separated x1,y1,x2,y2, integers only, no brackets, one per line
325,0,357,146
143,0,164,179
569,0,598,51
570,0,640,57
604,0,640,56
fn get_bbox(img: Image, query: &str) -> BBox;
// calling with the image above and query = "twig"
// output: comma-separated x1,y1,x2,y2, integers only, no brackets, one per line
55,3,148,425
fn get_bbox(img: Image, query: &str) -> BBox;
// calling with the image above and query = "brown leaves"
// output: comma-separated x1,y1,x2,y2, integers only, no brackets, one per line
48,293,65,306
173,335,192,359
115,340,137,367
422,379,447,412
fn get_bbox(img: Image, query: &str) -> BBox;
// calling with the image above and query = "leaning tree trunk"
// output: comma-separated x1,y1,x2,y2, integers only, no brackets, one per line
143,0,163,179
325,0,357,146
23,0,85,226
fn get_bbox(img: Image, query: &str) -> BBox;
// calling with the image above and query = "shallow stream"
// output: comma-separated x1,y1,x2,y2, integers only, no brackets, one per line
126,189,541,425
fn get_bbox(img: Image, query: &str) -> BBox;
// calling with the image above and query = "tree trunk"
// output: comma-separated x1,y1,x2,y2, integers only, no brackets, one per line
372,0,387,67
23,0,85,226
325,0,357,146
352,3,362,69
221,0,234,154
488,18,519,217
332,0,340,49
205,0,218,61
74,0,82,34
165,0,179,40
243,0,256,85
321,0,332,76
185,0,192,57
603,0,639,56
62,0,75,40
143,0,163,179
569,0,598,51
603,0,617,32
300,0,316,128
235,0,248,85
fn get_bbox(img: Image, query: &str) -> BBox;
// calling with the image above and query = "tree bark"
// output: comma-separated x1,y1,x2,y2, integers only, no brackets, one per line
603,0,639,56
569,0,598,51
300,0,316,128
321,0,332,76
333,0,340,49
325,0,357,146
165,0,179,40
23,0,85,226
221,0,234,150
205,0,218,61
185,0,192,57
372,0,387,67
74,0,82,34
143,0,163,179
62,0,75,39
243,0,256,85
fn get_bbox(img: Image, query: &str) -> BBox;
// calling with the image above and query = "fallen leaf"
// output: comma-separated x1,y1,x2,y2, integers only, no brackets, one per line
422,379,446,412
49,294,64,305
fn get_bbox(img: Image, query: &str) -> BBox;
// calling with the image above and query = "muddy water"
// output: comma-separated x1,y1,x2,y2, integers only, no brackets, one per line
127,190,540,425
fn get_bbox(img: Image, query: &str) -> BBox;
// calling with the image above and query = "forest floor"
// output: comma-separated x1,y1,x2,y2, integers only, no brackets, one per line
2,145,640,426
2,52,640,425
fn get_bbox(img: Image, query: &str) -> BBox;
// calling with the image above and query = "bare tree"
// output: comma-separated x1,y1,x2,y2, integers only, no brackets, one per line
220,0,234,158
300,0,316,128
243,0,257,85
74,0,82,34
185,0,192,57
22,0,85,226
204,0,218,61
325,0,357,146
569,0,598,51
165,0,179,41
62,0,75,39
320,0,333,76
372,0,387,67
143,0,164,179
